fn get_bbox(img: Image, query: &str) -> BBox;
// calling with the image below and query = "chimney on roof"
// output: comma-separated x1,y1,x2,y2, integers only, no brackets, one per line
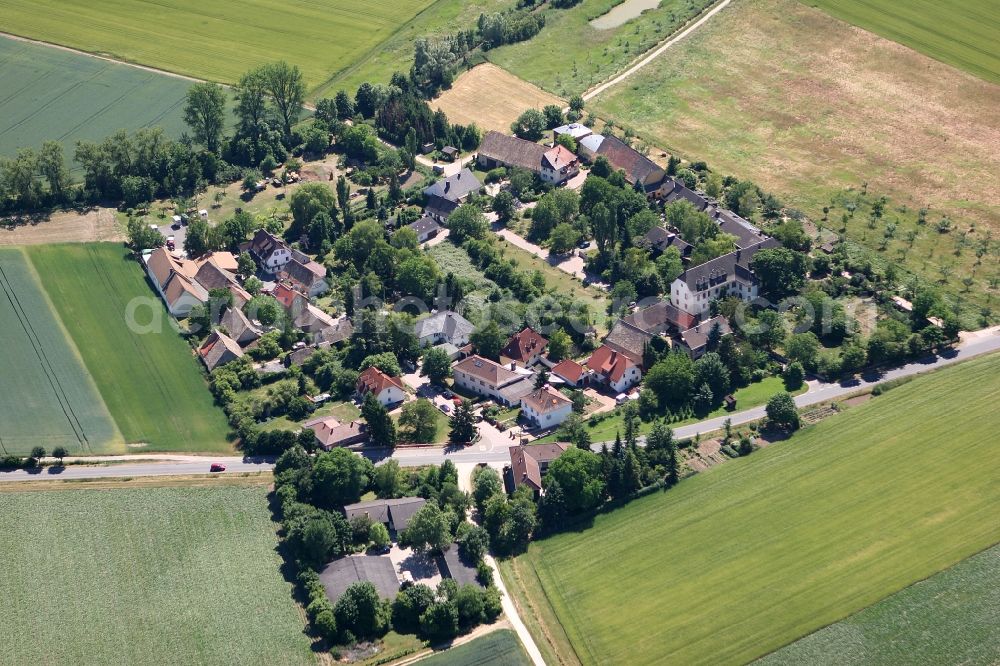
510,362,516,370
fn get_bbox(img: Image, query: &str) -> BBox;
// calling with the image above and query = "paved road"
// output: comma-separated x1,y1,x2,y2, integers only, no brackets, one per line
4,329,997,483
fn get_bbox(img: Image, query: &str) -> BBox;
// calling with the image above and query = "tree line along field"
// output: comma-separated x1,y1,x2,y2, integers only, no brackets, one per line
0,248,122,455
505,352,1000,665
803,0,1000,85
758,541,1000,665
591,0,1000,316
0,483,315,665
0,35,192,166
487,0,717,97
26,243,232,452
0,0,434,94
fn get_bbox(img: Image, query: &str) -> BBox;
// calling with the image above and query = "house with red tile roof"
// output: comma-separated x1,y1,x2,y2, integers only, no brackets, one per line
550,358,589,387
586,344,641,394
500,326,548,367
356,367,406,407
508,442,572,494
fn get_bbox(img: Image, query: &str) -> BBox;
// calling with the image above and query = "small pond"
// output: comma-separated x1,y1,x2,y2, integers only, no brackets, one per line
589,0,662,30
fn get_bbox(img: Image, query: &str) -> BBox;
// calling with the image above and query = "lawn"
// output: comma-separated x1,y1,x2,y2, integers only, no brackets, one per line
505,353,1000,665
0,248,121,455
420,629,531,666
0,35,191,164
26,243,232,452
0,483,315,665
535,376,802,444
0,0,435,93
591,0,1000,315
259,400,361,433
802,0,1000,84
759,542,1000,665
487,0,717,97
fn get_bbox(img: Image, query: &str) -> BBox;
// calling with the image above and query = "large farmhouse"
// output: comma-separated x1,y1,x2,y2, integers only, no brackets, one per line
477,131,579,185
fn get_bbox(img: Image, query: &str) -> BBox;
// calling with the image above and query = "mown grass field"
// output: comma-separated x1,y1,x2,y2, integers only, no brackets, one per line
592,0,1000,315
0,248,121,455
26,243,232,452
0,35,191,163
506,353,1000,665
487,0,716,97
420,629,531,666
0,483,315,665
803,0,1000,84
759,542,1000,665
0,0,434,92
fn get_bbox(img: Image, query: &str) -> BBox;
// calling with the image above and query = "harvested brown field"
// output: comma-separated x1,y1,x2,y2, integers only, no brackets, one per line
0,207,123,245
432,64,564,133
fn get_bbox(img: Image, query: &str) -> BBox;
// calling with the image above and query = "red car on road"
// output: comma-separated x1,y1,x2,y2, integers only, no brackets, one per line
209,463,226,473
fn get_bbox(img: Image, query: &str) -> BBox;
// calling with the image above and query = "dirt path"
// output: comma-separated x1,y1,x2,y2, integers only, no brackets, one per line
0,207,123,245
581,0,733,102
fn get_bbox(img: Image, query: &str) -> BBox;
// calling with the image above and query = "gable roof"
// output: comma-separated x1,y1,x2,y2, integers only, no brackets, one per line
640,226,692,256
319,555,398,603
272,283,301,310
453,354,519,388
246,228,288,259
356,366,405,397
219,306,262,344
501,327,549,363
317,318,354,347
604,321,652,363
210,251,239,272
162,271,208,307
423,168,481,203
199,329,243,371
147,247,197,286
342,497,426,531
509,442,571,491
295,304,336,333
307,417,368,449
586,345,637,383
439,544,483,587
678,238,781,291
623,300,697,333
521,385,572,414
595,135,665,187
408,215,443,236
542,145,578,171
662,178,712,212
716,210,767,249
282,257,327,288
413,310,474,341
680,316,732,352
551,358,586,383
478,131,547,173
194,258,239,292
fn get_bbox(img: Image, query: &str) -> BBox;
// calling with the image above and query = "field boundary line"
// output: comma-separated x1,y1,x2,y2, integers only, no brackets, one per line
0,31,209,84
580,0,733,102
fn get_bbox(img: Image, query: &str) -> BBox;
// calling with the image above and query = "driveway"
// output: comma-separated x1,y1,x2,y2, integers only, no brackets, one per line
495,227,590,281
388,543,442,588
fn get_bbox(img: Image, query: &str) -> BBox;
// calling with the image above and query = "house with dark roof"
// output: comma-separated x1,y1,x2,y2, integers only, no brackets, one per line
638,226,693,258
219,306,262,345
669,238,781,316
317,317,354,348
500,326,548,367
623,300,698,335
679,316,732,359
716,210,767,250
281,251,328,297
477,131,579,185
520,385,573,428
319,555,399,604
661,177,714,213
356,367,406,407
408,215,444,243
306,417,369,450
586,345,641,394
508,442,571,494
603,320,653,367
438,545,483,587
244,229,292,272
285,346,316,368
414,310,474,347
423,169,482,221
594,135,670,197
198,330,244,372
294,303,338,335
342,497,427,533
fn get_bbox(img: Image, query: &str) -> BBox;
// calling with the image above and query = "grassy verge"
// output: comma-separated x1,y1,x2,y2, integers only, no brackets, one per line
498,559,581,666
0,483,315,664
27,243,232,453
508,352,1000,664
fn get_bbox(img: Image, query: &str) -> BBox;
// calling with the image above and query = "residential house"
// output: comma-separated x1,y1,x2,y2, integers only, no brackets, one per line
716,210,767,250
218,306,262,345
501,326,548,367
670,238,781,316
194,255,240,293
586,345,641,393
306,417,369,450
423,168,482,221
281,250,328,297
319,556,399,604
295,304,338,336
477,131,578,185
508,442,571,494
603,320,653,368
285,346,316,368
452,355,533,405
198,330,243,372
414,310,474,347
407,215,444,243
623,299,698,336
244,229,292,272
343,497,426,533
520,385,573,428
317,317,354,348
594,135,670,197
144,247,206,316
638,226,692,259
661,177,715,213
553,123,592,144
550,358,589,387
679,316,732,359
356,367,406,407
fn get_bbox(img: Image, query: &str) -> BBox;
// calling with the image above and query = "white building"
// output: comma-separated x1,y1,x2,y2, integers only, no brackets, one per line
414,310,474,347
520,386,573,429
670,239,780,316
356,367,406,407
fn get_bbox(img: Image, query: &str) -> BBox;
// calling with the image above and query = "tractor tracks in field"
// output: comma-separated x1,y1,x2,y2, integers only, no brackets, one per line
0,255,91,452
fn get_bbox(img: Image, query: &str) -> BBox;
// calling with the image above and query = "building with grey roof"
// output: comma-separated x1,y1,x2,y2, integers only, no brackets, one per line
342,497,427,533
423,169,482,221
669,238,781,316
414,310,474,347
319,555,399,603
438,545,483,587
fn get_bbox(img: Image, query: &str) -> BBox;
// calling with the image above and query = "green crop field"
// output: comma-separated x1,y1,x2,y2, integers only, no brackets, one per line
0,35,191,163
0,248,121,455
420,630,531,666
487,0,716,97
591,0,1000,316
26,243,231,452
0,0,434,93
505,353,1000,665
759,542,1000,665
803,0,1000,84
0,484,315,665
